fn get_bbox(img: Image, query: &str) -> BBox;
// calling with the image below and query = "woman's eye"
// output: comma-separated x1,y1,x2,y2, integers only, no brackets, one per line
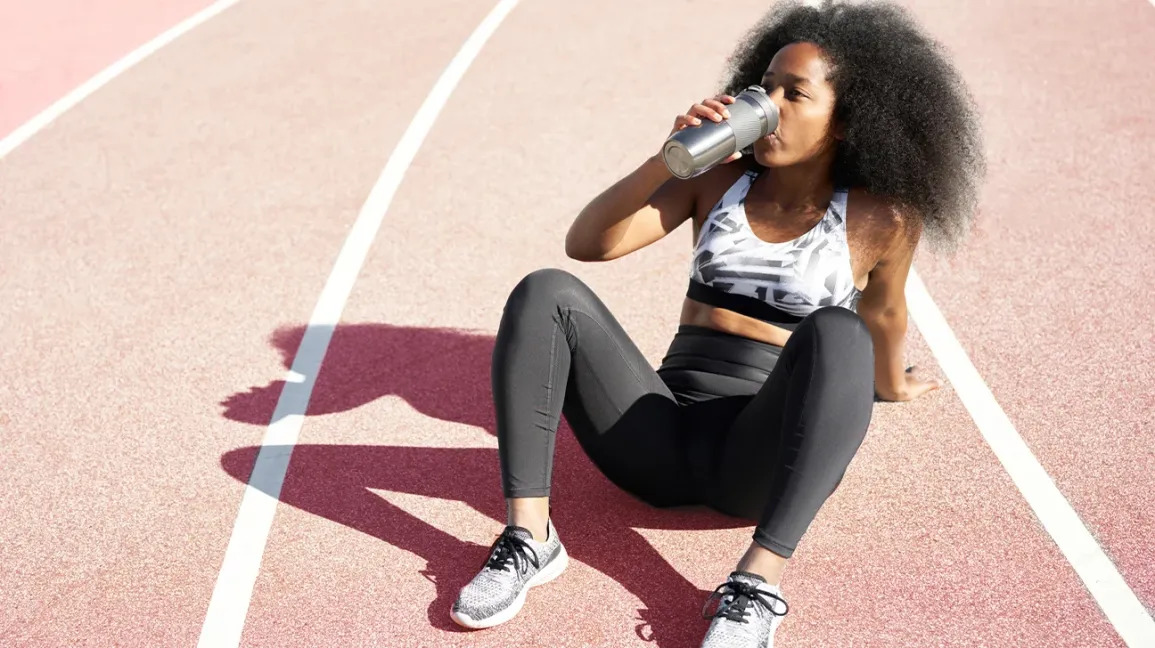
786,88,804,99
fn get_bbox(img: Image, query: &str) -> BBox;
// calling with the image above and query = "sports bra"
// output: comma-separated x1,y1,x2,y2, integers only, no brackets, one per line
687,169,861,327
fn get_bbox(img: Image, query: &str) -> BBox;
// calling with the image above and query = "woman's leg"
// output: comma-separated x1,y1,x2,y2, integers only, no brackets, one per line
452,268,698,630
452,269,693,632
708,306,876,581
492,268,698,536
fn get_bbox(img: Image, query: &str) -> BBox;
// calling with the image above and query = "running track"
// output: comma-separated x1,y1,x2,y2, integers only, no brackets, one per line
1,0,1153,646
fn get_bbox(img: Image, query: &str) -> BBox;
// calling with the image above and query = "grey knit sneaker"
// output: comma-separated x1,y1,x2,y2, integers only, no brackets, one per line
699,571,789,648
450,519,568,629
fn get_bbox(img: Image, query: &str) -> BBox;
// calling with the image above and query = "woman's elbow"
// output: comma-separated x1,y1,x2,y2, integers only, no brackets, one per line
564,230,590,260
564,231,603,262
858,302,907,330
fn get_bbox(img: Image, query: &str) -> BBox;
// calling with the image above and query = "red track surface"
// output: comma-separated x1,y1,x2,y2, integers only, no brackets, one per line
0,0,216,137
1,0,1152,646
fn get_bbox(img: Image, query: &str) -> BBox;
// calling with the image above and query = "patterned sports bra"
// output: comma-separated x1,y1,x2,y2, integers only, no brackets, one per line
687,169,861,326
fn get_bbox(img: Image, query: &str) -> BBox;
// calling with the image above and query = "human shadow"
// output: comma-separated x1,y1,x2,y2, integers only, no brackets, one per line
221,324,752,647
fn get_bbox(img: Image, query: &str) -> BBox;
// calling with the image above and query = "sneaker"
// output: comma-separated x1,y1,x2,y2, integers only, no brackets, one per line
450,519,568,629
699,571,789,648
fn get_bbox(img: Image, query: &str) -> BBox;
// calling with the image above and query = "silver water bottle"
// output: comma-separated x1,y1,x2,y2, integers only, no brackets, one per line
661,85,779,179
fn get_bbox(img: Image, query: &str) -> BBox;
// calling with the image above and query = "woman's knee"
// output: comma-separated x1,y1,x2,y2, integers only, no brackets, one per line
805,306,869,336
501,269,600,328
797,306,874,365
801,306,871,343
505,268,586,311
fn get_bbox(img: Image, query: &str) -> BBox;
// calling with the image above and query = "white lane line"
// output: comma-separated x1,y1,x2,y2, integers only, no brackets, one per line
907,268,1155,647
0,0,241,160
195,0,522,645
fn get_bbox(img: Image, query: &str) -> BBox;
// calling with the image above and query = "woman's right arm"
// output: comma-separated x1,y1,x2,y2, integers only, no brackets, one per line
564,96,737,262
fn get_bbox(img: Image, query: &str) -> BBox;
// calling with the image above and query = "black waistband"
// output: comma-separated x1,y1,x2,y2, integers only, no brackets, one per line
686,279,802,329
658,324,782,381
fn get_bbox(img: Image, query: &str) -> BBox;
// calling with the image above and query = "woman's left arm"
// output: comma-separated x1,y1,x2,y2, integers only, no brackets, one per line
855,218,942,402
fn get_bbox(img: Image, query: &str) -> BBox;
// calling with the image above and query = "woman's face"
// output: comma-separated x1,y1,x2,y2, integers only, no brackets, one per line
752,41,840,168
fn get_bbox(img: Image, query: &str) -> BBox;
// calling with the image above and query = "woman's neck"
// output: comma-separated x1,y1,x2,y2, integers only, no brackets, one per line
753,156,837,212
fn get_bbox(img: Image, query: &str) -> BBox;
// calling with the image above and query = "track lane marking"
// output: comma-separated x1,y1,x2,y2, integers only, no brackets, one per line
195,1,522,645
907,268,1155,647
0,0,242,160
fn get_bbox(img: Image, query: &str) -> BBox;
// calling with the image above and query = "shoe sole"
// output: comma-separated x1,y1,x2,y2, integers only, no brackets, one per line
449,544,570,630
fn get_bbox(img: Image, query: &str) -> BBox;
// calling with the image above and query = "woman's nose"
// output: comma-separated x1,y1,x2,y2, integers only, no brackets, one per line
767,87,787,113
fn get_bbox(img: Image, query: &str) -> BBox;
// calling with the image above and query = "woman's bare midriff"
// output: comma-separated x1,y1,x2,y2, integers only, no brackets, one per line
679,297,794,347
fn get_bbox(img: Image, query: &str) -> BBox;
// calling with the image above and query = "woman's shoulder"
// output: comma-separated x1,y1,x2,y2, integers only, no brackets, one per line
687,159,759,223
698,157,760,191
845,187,922,256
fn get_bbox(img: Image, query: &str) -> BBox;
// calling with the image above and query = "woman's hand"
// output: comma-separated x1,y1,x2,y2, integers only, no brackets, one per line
662,95,743,163
876,366,943,402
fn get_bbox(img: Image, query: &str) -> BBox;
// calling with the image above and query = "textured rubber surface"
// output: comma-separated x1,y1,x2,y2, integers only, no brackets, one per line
1,0,1152,646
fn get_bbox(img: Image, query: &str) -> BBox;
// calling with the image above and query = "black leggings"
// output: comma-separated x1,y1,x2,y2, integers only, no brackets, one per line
492,268,875,558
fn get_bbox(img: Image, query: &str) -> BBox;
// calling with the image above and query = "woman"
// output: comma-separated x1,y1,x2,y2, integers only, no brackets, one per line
450,1,985,646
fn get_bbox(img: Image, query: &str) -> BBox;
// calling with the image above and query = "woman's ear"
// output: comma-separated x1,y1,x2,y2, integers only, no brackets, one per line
832,120,846,141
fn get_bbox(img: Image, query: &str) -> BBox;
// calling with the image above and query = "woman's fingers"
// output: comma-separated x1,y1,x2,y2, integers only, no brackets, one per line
688,103,724,123
667,95,736,137
702,98,731,119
